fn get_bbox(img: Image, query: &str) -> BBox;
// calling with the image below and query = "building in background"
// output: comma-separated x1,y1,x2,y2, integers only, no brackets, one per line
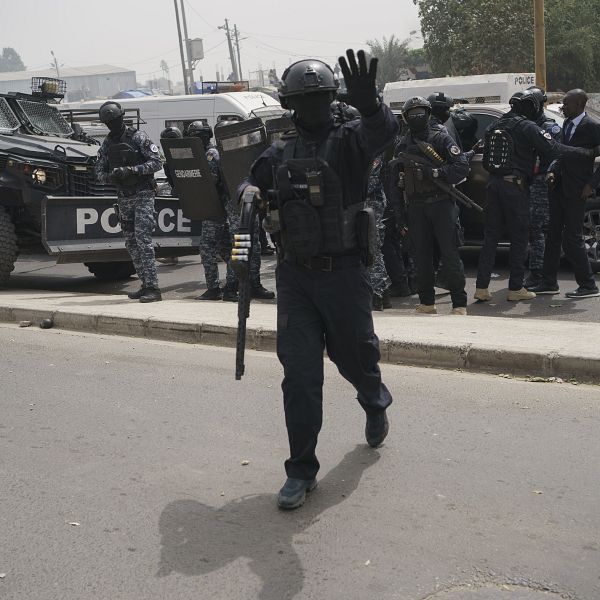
0,65,136,102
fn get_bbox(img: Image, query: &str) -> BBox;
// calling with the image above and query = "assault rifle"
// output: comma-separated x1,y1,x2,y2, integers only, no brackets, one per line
390,141,483,213
231,187,261,380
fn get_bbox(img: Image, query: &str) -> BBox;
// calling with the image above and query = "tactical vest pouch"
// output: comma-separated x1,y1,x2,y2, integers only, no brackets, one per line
356,207,377,267
280,199,321,259
108,142,140,189
482,117,523,175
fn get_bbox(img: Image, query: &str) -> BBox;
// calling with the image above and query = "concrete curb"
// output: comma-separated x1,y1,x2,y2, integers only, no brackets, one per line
2,303,599,384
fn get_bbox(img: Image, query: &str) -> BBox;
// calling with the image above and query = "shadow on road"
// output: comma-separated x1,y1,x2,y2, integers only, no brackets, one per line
156,444,380,599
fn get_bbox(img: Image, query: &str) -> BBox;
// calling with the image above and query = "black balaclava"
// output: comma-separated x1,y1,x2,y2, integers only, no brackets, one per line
106,116,125,138
405,107,430,139
288,92,333,139
432,106,451,124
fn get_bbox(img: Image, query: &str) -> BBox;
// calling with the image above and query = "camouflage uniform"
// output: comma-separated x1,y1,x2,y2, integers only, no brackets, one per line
529,118,562,273
366,154,390,296
95,127,162,289
199,146,262,290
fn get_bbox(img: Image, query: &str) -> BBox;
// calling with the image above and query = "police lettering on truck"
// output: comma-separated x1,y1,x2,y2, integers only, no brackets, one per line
76,207,192,235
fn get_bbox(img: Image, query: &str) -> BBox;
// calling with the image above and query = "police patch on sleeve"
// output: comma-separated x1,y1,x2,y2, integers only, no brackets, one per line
551,124,561,135
450,145,461,155
150,144,159,153
543,132,552,140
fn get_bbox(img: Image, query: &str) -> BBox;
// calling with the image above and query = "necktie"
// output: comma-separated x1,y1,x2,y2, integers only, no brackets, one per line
564,121,574,141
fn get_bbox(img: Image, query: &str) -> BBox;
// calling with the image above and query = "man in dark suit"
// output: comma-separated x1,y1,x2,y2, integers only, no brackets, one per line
531,89,600,298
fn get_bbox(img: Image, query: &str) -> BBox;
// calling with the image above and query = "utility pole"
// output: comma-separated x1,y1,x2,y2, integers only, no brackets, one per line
179,0,194,92
50,50,60,78
533,0,547,90
219,19,239,81
234,25,243,81
173,0,188,93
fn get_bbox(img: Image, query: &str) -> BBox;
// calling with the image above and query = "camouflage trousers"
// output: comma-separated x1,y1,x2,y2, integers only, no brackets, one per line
529,174,550,272
366,197,390,296
118,190,158,289
199,196,261,290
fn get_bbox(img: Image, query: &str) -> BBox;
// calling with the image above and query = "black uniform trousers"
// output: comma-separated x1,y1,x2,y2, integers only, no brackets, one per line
276,259,393,481
476,177,529,291
541,189,596,289
381,218,412,284
408,197,467,307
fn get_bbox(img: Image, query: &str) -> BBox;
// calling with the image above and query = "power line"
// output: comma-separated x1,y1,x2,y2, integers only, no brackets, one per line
183,0,219,32
241,30,364,46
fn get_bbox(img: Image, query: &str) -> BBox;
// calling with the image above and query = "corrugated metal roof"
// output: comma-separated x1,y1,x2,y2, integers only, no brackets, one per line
0,64,135,82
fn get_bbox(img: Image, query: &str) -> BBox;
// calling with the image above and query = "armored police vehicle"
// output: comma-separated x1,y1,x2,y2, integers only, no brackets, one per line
0,78,201,285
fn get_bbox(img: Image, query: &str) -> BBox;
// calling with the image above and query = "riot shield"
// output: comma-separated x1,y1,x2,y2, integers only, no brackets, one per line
215,117,268,195
161,137,224,221
265,116,295,145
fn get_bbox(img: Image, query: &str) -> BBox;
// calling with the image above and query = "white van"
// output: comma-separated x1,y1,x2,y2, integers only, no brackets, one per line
60,91,285,143
383,73,536,110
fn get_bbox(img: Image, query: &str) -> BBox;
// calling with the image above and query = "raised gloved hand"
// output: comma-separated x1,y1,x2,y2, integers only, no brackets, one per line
338,49,379,117
110,166,133,182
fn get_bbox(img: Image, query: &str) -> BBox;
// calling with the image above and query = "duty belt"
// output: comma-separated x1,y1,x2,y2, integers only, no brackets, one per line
290,254,362,272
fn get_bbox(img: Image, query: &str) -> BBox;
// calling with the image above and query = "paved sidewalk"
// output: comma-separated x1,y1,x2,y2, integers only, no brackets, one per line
1,290,599,383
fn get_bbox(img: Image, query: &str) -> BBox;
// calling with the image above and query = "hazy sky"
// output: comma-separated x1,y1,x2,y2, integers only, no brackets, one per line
1,0,421,84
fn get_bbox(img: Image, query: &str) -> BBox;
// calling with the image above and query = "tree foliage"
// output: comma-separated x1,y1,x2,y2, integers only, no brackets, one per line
0,48,25,73
414,0,533,76
413,0,600,91
366,36,420,87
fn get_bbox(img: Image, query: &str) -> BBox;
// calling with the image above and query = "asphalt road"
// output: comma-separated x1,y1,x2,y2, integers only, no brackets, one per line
5,248,600,322
1,325,599,600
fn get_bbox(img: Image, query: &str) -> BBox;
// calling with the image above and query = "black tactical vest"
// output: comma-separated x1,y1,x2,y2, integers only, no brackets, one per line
107,127,153,192
276,132,364,258
482,116,524,175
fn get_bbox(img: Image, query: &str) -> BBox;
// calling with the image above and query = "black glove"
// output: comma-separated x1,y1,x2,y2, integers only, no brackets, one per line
110,166,133,181
338,49,379,117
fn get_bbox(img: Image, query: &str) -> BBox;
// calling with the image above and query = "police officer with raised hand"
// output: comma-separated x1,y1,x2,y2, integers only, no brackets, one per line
475,90,598,303
95,101,163,302
393,96,469,315
238,49,397,510
524,86,561,289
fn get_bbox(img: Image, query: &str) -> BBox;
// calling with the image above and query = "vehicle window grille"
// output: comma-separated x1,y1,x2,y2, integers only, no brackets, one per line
0,98,20,134
16,99,73,137
69,167,116,196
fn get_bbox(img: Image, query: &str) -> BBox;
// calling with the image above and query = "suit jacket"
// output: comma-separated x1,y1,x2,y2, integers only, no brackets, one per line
552,114,600,199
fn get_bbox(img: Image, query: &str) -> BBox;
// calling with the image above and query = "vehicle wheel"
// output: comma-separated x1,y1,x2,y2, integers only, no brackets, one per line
583,200,600,274
0,206,18,286
85,261,136,280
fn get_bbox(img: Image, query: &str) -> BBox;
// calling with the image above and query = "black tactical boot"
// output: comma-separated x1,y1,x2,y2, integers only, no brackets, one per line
127,287,146,300
387,279,412,297
524,270,543,290
372,294,384,311
277,477,317,510
196,287,222,301
365,410,389,448
222,285,239,302
251,284,275,300
382,289,392,309
139,287,162,303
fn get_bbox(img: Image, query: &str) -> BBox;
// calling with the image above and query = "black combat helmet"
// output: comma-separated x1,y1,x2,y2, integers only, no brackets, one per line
511,89,541,118
509,91,525,107
186,120,213,140
427,92,454,109
98,101,125,124
278,60,339,107
402,96,431,115
160,126,182,139
526,85,548,105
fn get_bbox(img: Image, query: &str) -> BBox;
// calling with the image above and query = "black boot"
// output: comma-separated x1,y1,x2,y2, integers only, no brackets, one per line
382,289,392,309
277,477,317,510
372,294,384,311
524,270,543,290
222,284,239,302
139,287,162,303
251,284,275,300
195,287,222,301
127,287,146,300
387,279,411,297
365,410,389,448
